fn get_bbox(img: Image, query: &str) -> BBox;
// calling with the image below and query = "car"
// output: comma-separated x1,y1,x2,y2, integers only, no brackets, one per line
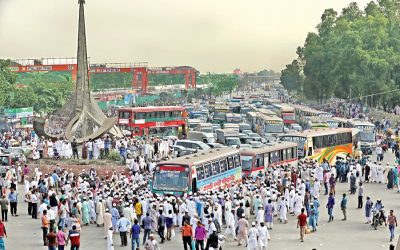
239,144,252,149
207,143,225,148
172,145,197,158
174,140,211,151
242,130,252,135
250,141,264,148
248,133,262,141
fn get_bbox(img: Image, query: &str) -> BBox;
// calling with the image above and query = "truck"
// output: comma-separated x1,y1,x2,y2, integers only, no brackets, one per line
216,129,241,147
187,131,215,144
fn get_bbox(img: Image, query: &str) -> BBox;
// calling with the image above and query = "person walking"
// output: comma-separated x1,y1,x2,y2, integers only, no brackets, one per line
66,225,80,250
142,212,152,244
143,234,160,250
358,182,364,209
107,227,114,250
41,209,50,246
31,190,38,219
237,214,249,246
387,209,398,242
46,227,58,250
326,193,335,222
365,196,373,224
130,219,141,250
56,225,66,250
181,220,193,250
157,210,166,243
248,222,259,250
8,188,17,216
257,222,270,250
0,218,7,250
297,208,307,242
103,208,112,239
194,221,206,250
341,193,347,221
117,214,131,247
0,196,8,222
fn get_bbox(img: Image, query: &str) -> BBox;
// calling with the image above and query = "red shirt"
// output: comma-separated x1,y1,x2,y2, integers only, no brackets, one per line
298,213,307,227
0,223,6,237
68,230,80,246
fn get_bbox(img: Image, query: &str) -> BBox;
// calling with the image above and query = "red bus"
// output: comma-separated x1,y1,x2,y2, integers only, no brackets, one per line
240,141,298,177
118,106,187,137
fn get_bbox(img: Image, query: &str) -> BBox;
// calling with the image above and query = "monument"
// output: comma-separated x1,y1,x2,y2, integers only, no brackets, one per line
34,0,123,143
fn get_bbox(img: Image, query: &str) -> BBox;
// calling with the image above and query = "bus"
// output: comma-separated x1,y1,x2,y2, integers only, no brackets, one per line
325,117,348,128
247,112,258,132
190,110,209,122
194,123,214,133
255,114,284,138
279,128,354,164
226,113,242,124
213,105,230,125
240,141,298,177
188,119,202,130
304,117,330,130
151,147,241,195
347,119,376,154
118,106,186,137
272,103,296,125
293,105,332,120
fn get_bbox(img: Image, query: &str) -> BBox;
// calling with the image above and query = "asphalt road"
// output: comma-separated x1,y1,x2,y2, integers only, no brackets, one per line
6,151,400,250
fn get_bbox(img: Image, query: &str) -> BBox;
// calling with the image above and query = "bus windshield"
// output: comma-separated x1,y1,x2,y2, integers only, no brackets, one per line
153,169,189,191
282,113,295,121
241,156,253,171
265,123,283,133
360,131,375,142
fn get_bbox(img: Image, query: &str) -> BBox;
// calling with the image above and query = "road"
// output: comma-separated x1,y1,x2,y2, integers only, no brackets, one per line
6,151,400,250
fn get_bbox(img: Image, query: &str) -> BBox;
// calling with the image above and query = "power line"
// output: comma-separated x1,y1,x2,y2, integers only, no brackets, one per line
313,88,400,108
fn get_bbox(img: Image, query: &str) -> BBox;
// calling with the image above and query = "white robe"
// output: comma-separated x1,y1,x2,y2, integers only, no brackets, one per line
248,227,259,250
107,229,114,250
258,226,270,249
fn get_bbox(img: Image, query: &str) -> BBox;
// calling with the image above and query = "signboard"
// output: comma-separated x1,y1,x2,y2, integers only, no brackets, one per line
90,68,121,73
27,66,53,71
4,107,33,118
134,119,145,124
7,67,19,72
119,119,129,124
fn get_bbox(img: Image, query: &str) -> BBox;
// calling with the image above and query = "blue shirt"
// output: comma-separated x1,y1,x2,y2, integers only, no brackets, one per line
142,216,152,230
131,224,141,239
8,192,17,202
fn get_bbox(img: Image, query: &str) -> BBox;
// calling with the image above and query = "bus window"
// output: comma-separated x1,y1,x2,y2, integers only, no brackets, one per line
283,149,287,160
119,111,131,119
220,159,227,173
204,163,212,178
234,154,240,168
212,161,221,175
256,154,264,168
287,148,292,160
196,165,205,180
263,154,269,168
227,156,234,170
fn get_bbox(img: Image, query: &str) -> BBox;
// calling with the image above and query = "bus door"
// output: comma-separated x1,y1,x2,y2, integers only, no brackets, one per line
307,137,313,156
263,153,269,172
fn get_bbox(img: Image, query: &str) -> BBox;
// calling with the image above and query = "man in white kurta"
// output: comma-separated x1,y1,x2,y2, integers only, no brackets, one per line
278,196,288,223
224,208,236,240
247,222,259,250
96,198,105,226
258,222,270,250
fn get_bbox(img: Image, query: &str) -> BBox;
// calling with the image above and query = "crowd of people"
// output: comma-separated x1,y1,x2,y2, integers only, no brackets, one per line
0,142,396,250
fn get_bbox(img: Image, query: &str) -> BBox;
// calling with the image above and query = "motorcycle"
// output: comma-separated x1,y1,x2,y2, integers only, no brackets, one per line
372,209,386,230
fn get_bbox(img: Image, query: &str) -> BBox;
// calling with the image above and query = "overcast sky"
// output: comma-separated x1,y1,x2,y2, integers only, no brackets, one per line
0,0,371,73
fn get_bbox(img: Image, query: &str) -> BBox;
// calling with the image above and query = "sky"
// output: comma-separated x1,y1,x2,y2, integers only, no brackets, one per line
0,0,371,73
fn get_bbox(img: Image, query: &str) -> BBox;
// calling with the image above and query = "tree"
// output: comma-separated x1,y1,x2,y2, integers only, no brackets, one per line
281,0,400,108
280,60,303,93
